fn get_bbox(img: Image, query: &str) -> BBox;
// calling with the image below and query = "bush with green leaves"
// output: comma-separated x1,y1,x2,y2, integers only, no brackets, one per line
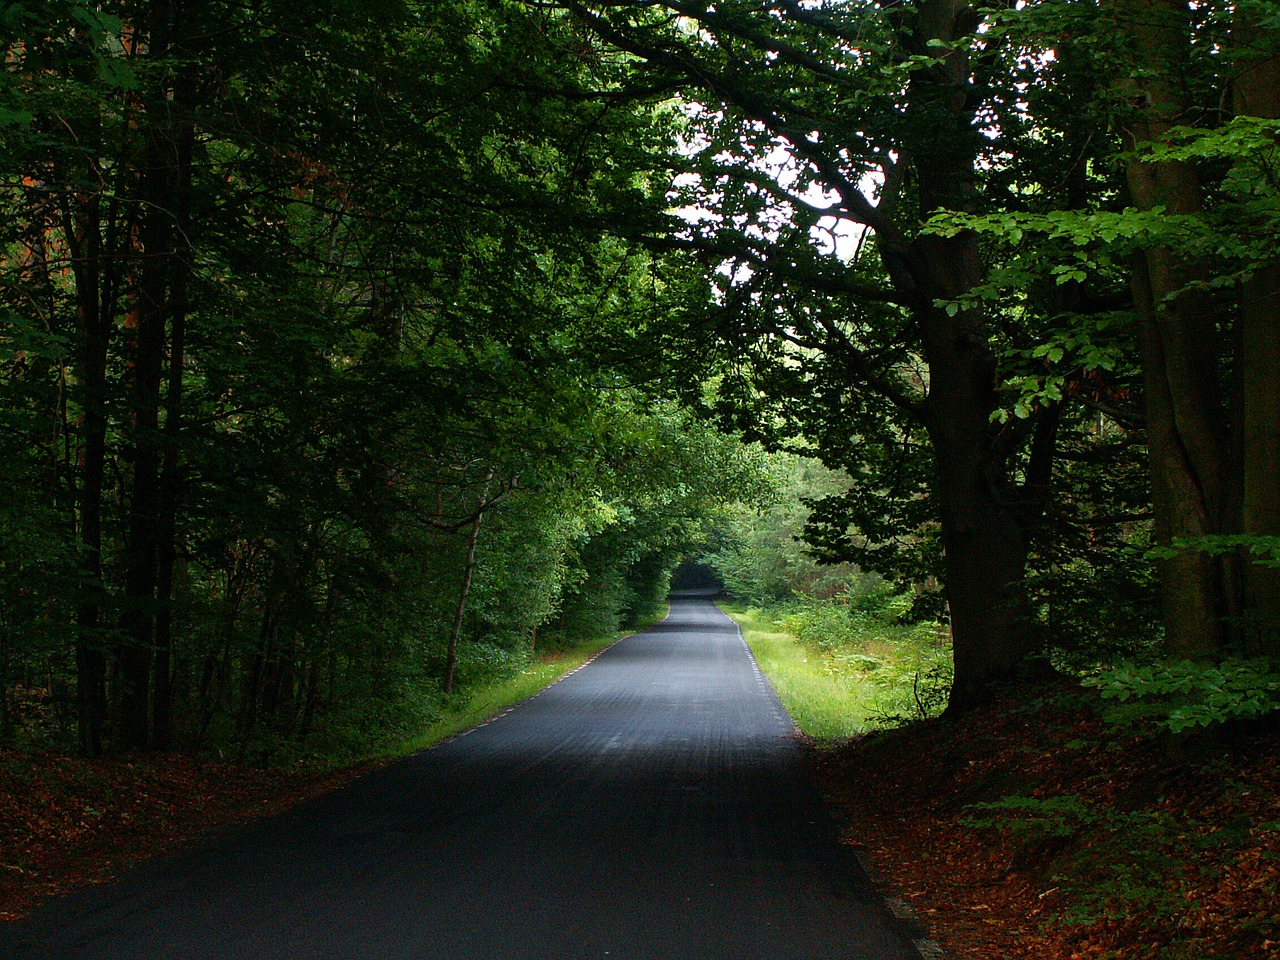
1083,658,1280,733
702,455,882,605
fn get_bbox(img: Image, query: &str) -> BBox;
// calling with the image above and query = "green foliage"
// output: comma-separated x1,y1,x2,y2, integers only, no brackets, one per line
1148,534,1280,569
703,454,884,604
0,0,772,758
833,590,955,725
1061,807,1202,925
777,591,936,653
1,0,1270,753
704,441,952,727
1083,659,1280,733
731,586,952,735
962,794,1192,925
961,794,1096,840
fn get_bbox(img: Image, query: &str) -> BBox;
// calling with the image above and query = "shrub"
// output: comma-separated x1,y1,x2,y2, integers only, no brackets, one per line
1083,658,1280,733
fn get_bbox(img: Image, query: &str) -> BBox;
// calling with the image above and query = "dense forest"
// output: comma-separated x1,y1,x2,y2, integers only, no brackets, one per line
0,0,778,758
2,0,1279,764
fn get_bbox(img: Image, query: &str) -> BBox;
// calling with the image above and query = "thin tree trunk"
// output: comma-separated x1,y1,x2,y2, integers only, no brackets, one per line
151,104,195,750
64,174,111,756
194,565,247,753
444,481,492,695
116,209,169,750
298,580,339,740
297,657,323,740
237,604,277,760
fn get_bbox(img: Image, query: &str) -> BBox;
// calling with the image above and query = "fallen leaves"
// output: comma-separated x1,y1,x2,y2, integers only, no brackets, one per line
812,679,1280,960
0,749,366,920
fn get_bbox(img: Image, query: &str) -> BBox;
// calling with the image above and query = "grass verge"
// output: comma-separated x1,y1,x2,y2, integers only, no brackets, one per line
719,601,877,744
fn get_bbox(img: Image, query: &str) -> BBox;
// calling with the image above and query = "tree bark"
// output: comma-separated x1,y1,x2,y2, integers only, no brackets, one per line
237,602,277,759
151,92,196,752
897,1,1039,709
1233,8,1280,657
116,225,166,746
116,0,194,750
911,233,1036,711
1131,251,1224,658
54,22,116,755
1108,0,1229,659
65,183,111,756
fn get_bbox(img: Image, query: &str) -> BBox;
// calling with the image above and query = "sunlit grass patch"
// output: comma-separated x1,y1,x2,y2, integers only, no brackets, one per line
722,595,952,743
720,602,880,744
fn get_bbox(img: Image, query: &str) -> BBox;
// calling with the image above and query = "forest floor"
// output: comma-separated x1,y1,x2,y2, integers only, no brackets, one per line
812,677,1280,960
0,748,369,920
2,679,1277,960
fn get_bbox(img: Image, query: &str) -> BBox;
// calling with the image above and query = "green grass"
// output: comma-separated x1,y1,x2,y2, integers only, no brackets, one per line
720,601,880,744
388,606,668,758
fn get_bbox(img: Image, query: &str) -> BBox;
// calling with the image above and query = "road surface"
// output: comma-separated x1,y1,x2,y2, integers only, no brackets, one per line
4,594,922,959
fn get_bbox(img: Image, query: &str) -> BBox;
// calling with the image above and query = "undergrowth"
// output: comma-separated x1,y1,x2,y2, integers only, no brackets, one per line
722,588,952,742
239,617,655,767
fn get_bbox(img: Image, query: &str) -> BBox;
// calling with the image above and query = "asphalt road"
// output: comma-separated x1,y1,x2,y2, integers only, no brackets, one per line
4,594,921,960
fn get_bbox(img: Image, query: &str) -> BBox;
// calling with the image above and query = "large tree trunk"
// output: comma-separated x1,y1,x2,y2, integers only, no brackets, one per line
1233,10,1280,657
931,425,1035,710
1130,249,1225,658
1109,0,1229,659
898,1,1038,710
912,233,1036,712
